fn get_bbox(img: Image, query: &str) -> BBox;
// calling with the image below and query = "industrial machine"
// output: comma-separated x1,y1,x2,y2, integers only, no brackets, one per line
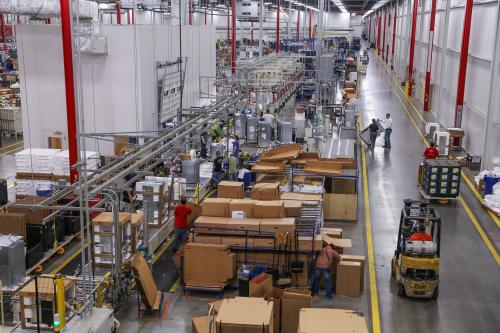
391,199,441,299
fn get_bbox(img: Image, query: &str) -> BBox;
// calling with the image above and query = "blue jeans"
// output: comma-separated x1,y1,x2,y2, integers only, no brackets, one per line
211,171,221,185
311,268,332,298
228,172,237,181
173,228,188,252
384,128,392,148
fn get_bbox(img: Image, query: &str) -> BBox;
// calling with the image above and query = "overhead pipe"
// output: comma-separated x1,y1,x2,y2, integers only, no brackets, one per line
454,0,473,129
423,0,437,112
406,0,419,96
276,0,280,53
296,6,300,40
60,0,79,183
391,2,397,69
231,0,236,75
116,0,121,25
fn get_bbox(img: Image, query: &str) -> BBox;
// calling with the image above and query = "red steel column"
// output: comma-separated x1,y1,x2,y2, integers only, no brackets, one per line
454,0,473,128
382,9,387,60
368,16,371,45
0,15,6,52
116,0,121,25
406,0,419,96
308,9,312,38
296,7,300,40
386,13,389,64
423,0,437,111
377,13,381,55
60,0,79,183
231,0,236,75
391,3,397,69
276,0,280,53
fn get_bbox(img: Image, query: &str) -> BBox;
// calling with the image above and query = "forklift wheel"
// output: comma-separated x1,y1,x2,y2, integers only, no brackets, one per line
398,283,406,297
432,286,439,300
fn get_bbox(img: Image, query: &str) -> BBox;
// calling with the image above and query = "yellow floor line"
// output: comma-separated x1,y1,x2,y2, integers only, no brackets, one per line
383,62,500,230
382,60,500,265
359,113,381,333
0,145,23,157
0,140,23,151
152,236,175,264
169,277,181,293
459,197,500,265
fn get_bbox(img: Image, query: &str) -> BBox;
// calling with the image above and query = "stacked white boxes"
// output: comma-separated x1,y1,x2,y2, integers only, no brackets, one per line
14,148,61,174
52,150,100,176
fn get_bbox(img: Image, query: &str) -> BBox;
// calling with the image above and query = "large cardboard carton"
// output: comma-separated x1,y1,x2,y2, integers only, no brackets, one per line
281,289,312,333
297,235,323,251
340,255,366,291
184,243,236,287
322,235,352,254
283,200,302,217
215,297,273,333
264,288,284,333
280,192,322,206
193,216,230,234
297,308,369,333
218,181,244,199
253,237,275,248
336,261,362,297
130,253,158,308
189,234,223,244
221,236,253,247
320,227,343,239
303,160,342,177
9,196,52,225
192,316,212,333
202,198,232,217
0,213,27,238
229,199,256,218
226,218,261,235
260,144,301,161
259,218,295,235
249,273,273,297
251,183,280,200
323,193,357,221
253,200,285,218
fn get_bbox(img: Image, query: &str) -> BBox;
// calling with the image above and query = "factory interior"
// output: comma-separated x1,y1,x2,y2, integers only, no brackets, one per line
0,0,499,332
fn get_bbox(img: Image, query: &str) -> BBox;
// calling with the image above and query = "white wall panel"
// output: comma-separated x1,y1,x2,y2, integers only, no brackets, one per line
446,8,464,52
469,3,496,59
463,57,491,116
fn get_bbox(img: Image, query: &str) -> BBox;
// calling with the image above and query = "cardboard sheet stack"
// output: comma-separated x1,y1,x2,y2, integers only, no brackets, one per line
131,253,162,310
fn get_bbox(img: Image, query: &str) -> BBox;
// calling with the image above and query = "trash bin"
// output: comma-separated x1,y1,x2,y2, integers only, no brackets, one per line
484,176,500,195
237,265,253,297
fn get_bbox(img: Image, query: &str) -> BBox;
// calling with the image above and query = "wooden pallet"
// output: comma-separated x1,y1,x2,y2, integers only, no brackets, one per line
418,187,458,205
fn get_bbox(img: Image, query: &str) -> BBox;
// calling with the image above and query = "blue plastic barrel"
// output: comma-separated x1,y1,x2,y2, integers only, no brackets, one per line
249,267,268,279
484,176,500,195
36,188,53,197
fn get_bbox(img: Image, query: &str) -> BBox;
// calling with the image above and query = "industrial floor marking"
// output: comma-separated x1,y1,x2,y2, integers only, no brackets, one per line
0,140,23,151
378,59,500,265
0,145,23,157
359,112,382,333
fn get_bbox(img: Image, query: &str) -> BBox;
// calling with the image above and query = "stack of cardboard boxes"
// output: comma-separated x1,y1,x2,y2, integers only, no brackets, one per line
297,308,369,333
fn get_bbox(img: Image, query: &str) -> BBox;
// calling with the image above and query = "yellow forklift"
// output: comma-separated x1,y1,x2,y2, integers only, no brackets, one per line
391,199,441,299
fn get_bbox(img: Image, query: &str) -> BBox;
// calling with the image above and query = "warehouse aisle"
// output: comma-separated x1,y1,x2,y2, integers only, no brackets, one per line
361,53,500,332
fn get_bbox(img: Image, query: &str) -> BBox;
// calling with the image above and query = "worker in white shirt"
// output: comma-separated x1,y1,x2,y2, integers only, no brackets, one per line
263,110,275,140
380,113,392,149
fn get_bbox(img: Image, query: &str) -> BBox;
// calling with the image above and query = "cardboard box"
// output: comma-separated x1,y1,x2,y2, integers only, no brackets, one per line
252,161,285,174
297,308,369,333
229,199,256,218
189,234,223,244
249,273,273,297
284,200,302,217
226,218,261,236
8,196,52,225
0,213,27,238
256,174,288,185
253,237,275,248
192,316,212,333
340,255,366,291
260,218,295,235
336,261,362,297
303,160,342,177
324,177,357,194
264,288,284,333
280,192,322,206
202,198,232,217
281,289,312,333
208,299,224,315
252,183,280,200
215,297,273,333
193,216,230,234
253,200,285,218
217,181,244,199
260,143,301,161
221,236,252,247
184,243,236,286
323,193,357,221
320,227,342,239
131,253,158,308
297,235,323,251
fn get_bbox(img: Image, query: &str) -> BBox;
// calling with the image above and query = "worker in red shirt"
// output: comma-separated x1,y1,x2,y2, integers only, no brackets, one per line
424,142,440,160
173,196,192,253
409,224,433,242
311,243,341,299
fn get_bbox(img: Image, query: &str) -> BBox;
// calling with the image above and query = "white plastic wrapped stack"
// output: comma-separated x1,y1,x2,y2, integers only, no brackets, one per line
52,150,100,176
484,182,500,214
15,148,61,174
474,167,500,186
0,0,98,20
16,179,53,197
200,162,214,181
135,176,186,201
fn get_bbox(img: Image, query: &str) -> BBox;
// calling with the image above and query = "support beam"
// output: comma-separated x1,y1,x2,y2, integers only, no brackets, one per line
132,6,135,24
454,0,473,129
423,0,437,112
309,9,312,38
391,3,397,69
116,0,121,25
382,9,387,61
259,0,263,58
276,0,280,53
406,0,419,96
368,16,371,45
251,22,254,45
189,1,192,25
232,0,236,75
296,7,300,40
227,5,230,42
60,0,79,183
0,15,6,52
377,13,381,55
127,9,130,25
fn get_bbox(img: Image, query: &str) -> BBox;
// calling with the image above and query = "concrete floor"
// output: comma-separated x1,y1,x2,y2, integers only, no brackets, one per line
1,50,499,332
